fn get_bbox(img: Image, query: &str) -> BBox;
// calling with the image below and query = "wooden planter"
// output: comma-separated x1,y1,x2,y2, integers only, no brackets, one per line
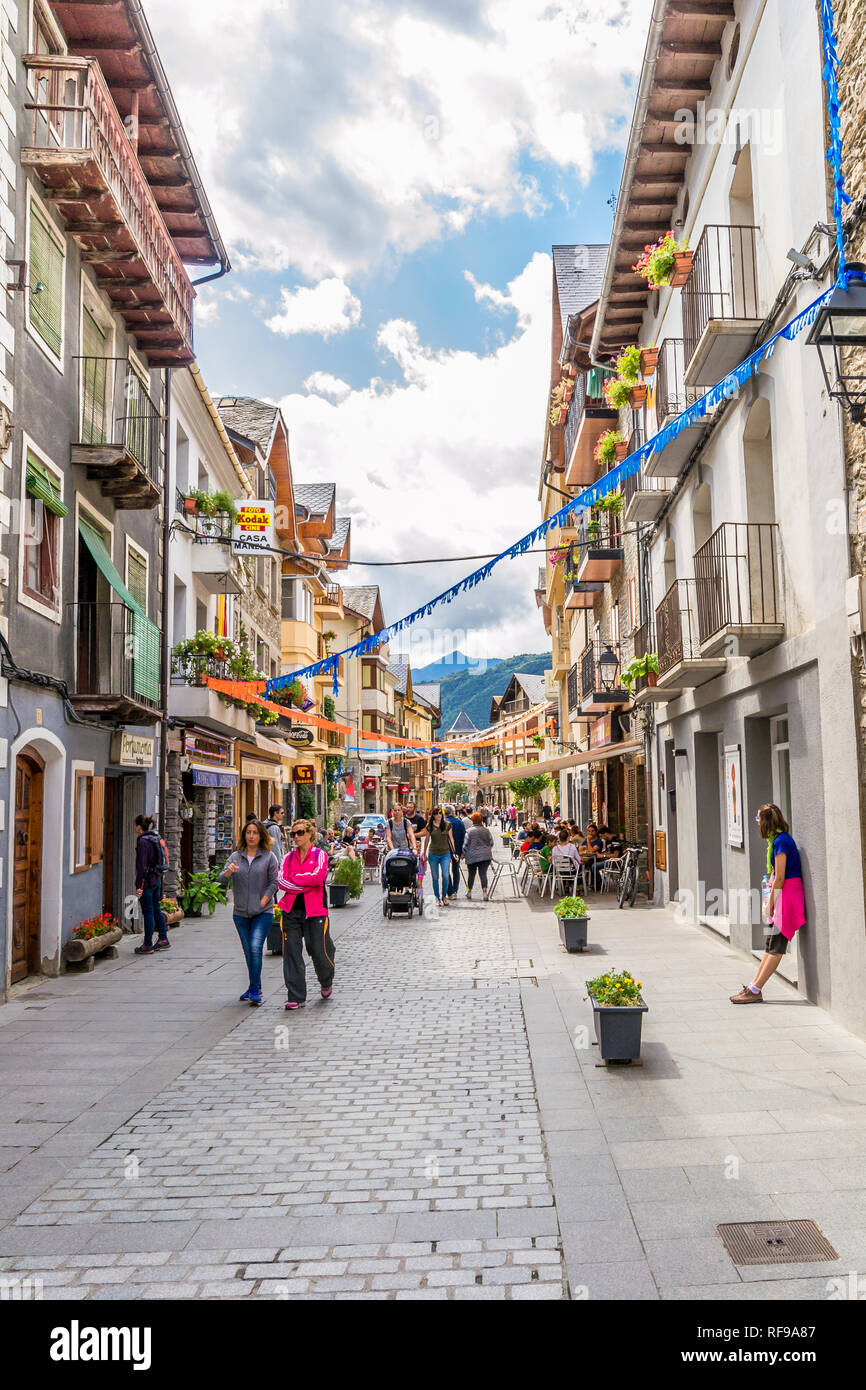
640,348,659,378
163,910,185,928
629,384,648,409
63,927,123,972
669,251,694,288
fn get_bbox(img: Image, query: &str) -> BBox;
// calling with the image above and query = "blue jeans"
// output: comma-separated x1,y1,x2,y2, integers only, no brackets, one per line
234,911,273,995
141,885,167,949
428,853,452,902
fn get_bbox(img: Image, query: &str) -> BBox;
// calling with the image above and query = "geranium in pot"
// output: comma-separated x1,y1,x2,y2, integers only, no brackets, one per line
640,344,659,377
554,895,590,954
633,231,693,290
602,376,633,412
594,430,628,470
614,345,642,385
160,897,185,928
621,652,660,695
585,969,648,1062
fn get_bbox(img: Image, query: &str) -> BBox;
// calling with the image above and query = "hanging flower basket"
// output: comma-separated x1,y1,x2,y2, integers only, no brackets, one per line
640,347,659,377
633,232,693,290
594,430,628,469
669,251,694,288
630,383,648,409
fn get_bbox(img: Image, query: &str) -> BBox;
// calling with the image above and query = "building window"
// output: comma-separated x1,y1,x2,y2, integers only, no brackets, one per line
23,451,65,612
73,771,105,872
627,577,637,634
771,716,791,825
362,662,384,692
362,713,380,735
28,202,65,359
126,546,148,615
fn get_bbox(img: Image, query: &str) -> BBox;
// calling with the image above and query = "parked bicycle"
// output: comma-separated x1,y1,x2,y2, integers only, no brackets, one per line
617,844,645,909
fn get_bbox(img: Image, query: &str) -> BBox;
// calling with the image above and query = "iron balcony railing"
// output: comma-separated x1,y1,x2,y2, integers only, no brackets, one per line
564,368,610,465
567,664,580,712
694,523,781,646
655,338,702,432
24,56,194,354
656,580,703,675
73,602,161,711
682,225,761,370
580,641,624,702
170,649,234,688
622,468,669,510
576,509,622,555
632,621,656,697
76,356,162,485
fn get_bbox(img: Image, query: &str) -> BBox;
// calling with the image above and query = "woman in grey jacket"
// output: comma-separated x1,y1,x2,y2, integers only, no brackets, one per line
463,812,495,901
219,820,278,1006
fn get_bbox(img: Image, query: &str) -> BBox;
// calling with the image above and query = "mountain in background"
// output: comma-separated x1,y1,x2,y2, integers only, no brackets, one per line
411,650,498,682
435,653,551,733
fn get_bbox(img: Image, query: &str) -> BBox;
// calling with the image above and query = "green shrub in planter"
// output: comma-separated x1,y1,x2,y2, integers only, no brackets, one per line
555,895,590,953
333,856,363,899
180,869,228,918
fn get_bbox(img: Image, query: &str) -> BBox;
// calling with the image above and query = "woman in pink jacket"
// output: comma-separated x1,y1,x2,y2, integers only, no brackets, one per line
277,818,335,1011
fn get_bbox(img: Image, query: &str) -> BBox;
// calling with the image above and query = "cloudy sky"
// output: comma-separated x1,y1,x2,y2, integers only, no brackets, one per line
147,0,654,665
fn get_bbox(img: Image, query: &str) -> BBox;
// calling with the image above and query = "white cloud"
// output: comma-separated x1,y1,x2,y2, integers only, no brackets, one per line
303,371,353,402
143,0,654,277
464,269,515,315
266,277,363,339
277,252,554,656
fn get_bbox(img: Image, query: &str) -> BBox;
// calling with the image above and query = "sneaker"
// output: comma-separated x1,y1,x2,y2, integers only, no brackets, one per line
321,985,333,1000
730,985,763,1004
466,891,473,900
249,991,262,1007
285,1000,306,1010
153,939,171,951
239,989,252,1002
134,945,156,956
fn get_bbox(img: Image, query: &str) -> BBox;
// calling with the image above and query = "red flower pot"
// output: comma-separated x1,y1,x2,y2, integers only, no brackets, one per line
669,251,694,288
640,348,659,378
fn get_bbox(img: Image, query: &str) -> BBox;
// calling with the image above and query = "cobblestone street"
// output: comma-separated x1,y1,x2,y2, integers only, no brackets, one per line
2,859,866,1302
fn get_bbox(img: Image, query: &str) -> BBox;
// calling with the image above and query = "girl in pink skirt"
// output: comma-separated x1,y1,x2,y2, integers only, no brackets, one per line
730,804,806,1005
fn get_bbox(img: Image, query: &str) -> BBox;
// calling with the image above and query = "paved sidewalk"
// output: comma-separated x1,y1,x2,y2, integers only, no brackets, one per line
1,853,864,1300
513,892,866,1300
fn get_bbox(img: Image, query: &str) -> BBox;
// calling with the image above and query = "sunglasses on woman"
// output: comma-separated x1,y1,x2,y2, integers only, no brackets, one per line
291,829,308,838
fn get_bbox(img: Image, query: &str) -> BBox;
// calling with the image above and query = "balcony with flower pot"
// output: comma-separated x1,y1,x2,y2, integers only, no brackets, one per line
563,543,605,610
563,368,618,488
575,504,624,585
170,633,260,738
682,224,762,387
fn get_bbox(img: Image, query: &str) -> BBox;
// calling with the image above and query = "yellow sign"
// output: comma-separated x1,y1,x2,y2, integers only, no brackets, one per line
232,500,275,555
293,765,315,784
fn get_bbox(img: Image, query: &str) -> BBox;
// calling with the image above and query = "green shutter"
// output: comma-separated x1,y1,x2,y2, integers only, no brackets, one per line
81,309,109,444
29,205,64,356
78,519,161,705
25,452,68,517
127,550,148,613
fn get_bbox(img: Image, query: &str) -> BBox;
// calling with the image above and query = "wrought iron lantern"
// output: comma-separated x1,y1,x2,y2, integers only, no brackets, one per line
807,265,866,424
598,644,620,692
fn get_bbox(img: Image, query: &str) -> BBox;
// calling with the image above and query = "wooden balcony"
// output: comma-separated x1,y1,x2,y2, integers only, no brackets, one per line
575,513,623,584
314,585,344,619
22,56,195,366
564,374,618,489
72,357,161,509
682,226,762,387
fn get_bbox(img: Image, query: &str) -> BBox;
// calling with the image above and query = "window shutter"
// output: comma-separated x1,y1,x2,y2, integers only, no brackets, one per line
90,776,105,865
81,309,109,444
29,205,64,356
127,551,148,613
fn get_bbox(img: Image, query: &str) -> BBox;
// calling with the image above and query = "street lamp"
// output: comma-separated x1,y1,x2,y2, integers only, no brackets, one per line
807,265,866,425
598,644,620,692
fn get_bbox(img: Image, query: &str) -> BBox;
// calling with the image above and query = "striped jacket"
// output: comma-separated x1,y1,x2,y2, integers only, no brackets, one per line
277,846,329,917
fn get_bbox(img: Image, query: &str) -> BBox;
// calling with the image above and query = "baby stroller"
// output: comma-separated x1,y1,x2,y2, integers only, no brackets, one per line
382,851,423,920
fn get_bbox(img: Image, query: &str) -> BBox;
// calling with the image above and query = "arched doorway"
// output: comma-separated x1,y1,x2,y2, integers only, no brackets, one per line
12,751,44,983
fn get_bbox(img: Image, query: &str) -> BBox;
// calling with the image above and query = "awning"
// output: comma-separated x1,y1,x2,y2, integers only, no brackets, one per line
78,517,160,705
477,741,643,787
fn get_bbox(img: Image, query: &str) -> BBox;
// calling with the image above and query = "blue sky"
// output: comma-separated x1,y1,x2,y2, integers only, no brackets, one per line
147,0,653,660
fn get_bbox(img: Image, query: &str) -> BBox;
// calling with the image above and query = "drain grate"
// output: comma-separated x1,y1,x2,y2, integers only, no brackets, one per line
718,1220,839,1266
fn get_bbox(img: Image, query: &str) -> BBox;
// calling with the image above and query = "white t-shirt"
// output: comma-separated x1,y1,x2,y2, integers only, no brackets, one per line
552,843,582,870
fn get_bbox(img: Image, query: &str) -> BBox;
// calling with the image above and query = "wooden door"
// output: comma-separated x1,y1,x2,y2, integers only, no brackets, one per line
12,753,44,983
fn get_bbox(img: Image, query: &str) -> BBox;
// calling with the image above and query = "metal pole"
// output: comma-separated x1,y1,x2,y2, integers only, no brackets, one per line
158,369,172,845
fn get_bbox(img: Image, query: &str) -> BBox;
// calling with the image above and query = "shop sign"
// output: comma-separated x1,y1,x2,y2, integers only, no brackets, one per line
399,783,411,794
363,764,380,778
590,715,614,749
110,732,155,768
231,500,275,556
285,726,315,747
362,778,377,791
185,732,232,767
293,765,315,785
243,758,281,781
192,768,238,789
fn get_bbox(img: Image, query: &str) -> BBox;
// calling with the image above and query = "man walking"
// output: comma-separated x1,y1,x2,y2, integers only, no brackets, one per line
444,803,466,901
264,804,288,865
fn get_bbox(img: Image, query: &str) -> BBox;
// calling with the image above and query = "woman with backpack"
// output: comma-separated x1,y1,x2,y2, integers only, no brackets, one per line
219,819,279,1006
133,815,170,956
277,818,335,1010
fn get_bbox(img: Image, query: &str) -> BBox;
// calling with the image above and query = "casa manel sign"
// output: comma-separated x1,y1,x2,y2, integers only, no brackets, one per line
232,500,275,555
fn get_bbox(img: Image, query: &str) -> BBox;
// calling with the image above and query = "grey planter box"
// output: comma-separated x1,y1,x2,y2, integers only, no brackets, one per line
329,884,349,908
590,994,648,1062
558,916,589,953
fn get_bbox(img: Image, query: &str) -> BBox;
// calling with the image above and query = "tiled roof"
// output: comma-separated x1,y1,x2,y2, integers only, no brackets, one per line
214,396,280,452
552,245,608,334
388,657,410,693
413,682,441,713
514,673,550,705
447,707,478,735
326,517,351,552
295,482,335,518
343,585,380,621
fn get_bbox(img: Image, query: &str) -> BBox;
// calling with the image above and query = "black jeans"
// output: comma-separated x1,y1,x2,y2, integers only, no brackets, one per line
140,885,167,949
449,855,462,897
282,914,335,1002
467,861,490,892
